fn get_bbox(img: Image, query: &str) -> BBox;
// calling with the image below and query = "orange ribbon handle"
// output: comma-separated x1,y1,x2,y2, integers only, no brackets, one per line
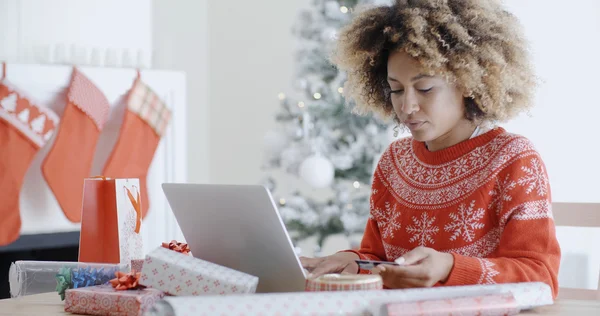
125,186,142,234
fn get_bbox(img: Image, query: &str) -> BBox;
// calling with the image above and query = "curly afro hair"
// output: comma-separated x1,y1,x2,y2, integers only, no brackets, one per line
331,0,536,124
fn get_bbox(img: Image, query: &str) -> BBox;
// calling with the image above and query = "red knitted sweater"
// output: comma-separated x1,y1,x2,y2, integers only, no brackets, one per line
350,127,560,297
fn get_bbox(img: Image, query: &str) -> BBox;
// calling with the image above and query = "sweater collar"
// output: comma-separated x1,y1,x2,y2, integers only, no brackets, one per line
412,127,506,165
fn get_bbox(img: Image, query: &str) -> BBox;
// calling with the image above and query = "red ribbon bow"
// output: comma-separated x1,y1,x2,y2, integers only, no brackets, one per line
109,270,142,291
162,240,191,255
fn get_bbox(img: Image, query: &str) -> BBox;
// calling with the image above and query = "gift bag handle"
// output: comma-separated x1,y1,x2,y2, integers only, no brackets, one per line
124,185,142,234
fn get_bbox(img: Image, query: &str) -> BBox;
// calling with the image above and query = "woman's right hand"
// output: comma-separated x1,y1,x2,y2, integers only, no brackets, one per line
299,251,360,279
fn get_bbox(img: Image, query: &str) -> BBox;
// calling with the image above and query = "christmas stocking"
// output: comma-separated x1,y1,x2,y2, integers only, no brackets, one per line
0,81,58,245
102,76,171,218
42,68,110,223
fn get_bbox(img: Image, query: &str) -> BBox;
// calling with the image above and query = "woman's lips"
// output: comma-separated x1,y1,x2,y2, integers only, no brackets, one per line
405,120,425,130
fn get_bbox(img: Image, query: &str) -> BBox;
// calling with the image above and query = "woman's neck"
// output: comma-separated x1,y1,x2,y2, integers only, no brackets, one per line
425,121,478,152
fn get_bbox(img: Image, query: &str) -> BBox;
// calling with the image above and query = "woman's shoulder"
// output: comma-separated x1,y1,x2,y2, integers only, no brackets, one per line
485,129,547,175
490,128,540,157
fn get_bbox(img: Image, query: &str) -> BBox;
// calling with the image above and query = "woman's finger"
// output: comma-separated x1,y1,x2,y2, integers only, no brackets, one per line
373,263,433,289
381,264,429,279
395,246,430,266
308,261,340,279
299,257,323,271
377,269,425,288
341,262,358,275
385,276,428,289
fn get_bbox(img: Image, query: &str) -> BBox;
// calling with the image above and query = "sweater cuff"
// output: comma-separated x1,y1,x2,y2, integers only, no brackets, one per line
443,253,481,286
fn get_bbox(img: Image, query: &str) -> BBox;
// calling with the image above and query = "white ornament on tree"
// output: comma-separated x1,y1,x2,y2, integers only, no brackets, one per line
299,154,335,188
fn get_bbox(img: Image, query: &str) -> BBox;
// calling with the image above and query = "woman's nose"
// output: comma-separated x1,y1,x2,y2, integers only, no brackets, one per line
401,90,419,114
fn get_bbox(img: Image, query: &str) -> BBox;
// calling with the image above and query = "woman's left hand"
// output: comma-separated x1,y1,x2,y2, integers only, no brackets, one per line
372,246,455,289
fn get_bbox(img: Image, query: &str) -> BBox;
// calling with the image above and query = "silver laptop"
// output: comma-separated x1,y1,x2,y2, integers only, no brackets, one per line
161,183,308,293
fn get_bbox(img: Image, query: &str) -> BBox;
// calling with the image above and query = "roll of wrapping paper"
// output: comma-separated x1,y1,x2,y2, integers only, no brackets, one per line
9,261,130,298
384,293,520,316
144,282,554,316
305,274,383,291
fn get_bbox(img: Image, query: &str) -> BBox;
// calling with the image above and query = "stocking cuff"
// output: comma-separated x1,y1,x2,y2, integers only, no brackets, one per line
68,69,110,131
128,79,172,137
0,81,59,148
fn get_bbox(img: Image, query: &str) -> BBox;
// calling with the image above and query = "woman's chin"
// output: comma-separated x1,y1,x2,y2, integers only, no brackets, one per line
409,130,433,142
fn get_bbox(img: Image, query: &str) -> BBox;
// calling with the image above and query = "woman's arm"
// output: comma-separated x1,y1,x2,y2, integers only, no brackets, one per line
342,171,390,273
444,154,561,298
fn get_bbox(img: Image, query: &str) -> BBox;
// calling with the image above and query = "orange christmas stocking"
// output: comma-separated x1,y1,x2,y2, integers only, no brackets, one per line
102,77,171,218
0,81,58,245
42,69,110,223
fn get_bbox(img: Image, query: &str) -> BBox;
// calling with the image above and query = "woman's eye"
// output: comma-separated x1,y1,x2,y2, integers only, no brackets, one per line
390,89,404,94
418,87,433,93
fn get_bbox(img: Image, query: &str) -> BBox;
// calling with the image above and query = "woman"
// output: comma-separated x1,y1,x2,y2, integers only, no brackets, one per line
300,0,561,298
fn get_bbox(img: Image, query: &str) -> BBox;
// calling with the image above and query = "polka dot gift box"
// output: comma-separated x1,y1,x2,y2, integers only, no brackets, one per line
139,246,258,296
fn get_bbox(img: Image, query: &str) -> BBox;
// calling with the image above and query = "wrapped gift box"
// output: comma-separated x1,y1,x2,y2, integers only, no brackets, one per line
130,240,189,274
139,247,258,296
144,282,552,316
64,284,164,316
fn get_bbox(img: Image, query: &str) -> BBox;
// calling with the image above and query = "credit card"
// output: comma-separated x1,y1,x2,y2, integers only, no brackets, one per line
355,259,399,270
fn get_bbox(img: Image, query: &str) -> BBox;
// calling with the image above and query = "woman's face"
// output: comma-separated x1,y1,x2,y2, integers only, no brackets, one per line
387,50,474,148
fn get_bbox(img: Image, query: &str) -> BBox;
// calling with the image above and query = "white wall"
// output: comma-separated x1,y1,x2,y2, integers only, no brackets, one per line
206,0,310,185
0,0,152,66
152,0,210,184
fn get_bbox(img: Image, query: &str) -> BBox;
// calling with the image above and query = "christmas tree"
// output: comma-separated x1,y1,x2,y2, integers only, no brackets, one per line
262,0,400,249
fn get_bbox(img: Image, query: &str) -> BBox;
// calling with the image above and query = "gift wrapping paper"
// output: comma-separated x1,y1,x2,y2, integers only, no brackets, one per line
385,293,519,316
131,259,144,273
115,178,144,264
8,260,130,298
64,284,164,316
139,246,259,296
144,282,552,316
305,274,383,292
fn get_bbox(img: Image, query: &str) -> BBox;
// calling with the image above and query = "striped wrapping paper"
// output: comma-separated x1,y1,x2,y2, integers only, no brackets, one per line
305,274,382,292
